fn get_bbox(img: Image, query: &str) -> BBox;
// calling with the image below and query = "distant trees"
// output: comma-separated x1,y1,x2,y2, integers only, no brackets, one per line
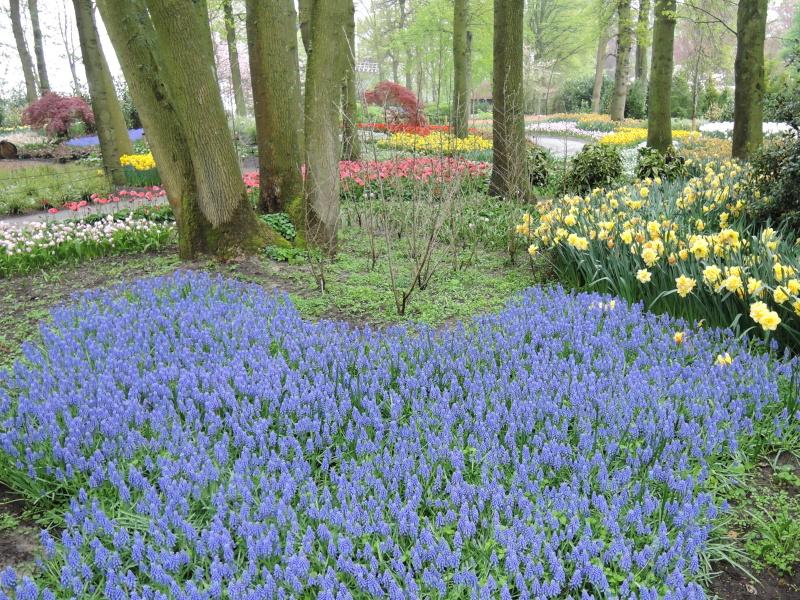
610,0,633,121
9,0,38,103
452,0,470,138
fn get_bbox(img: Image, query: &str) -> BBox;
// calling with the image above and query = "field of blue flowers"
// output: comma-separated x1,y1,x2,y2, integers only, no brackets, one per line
0,271,795,598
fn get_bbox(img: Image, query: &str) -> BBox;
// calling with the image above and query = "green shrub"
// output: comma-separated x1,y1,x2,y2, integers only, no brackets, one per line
260,212,297,242
566,144,623,193
670,71,693,119
527,144,552,187
748,135,800,232
559,75,612,114
625,80,648,120
424,104,451,125
635,146,688,181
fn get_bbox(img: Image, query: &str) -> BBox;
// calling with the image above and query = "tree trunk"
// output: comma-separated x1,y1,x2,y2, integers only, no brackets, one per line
634,0,651,82
609,0,633,121
222,0,246,117
452,0,469,138
246,0,305,212
72,0,132,185
341,0,361,160
592,25,610,113
399,0,413,90
732,0,768,160
646,0,677,152
28,0,50,94
58,3,82,95
489,0,527,200
97,0,271,258
304,0,348,252
10,0,38,104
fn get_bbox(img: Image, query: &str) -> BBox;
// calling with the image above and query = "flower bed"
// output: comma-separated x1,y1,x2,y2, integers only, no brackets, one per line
699,122,797,139
0,215,173,277
377,131,492,155
599,128,698,147
358,122,479,136
0,271,793,597
526,121,605,140
520,161,800,347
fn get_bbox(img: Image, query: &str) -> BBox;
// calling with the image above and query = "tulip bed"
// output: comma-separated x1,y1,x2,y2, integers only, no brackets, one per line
0,271,795,598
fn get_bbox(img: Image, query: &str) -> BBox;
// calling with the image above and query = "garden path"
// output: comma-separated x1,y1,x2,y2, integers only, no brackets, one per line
527,134,587,157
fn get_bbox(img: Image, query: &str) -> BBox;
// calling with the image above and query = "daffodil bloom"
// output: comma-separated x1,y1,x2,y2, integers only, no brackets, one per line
675,275,696,298
673,331,685,344
715,353,732,366
703,265,722,286
636,269,652,283
774,287,789,304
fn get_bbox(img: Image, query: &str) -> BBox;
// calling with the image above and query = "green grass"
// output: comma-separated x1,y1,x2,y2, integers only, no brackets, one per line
0,163,111,215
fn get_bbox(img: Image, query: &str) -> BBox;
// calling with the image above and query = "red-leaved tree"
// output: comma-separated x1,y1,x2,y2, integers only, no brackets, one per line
363,81,427,126
22,93,95,138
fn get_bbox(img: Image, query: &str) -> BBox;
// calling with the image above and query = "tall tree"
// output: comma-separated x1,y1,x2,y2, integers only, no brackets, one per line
647,0,677,152
341,0,361,160
72,0,132,185
634,0,651,82
452,0,470,137
58,0,82,94
732,0,768,159
97,0,271,258
246,0,304,212
304,0,349,251
609,0,633,121
489,0,527,199
28,0,50,94
221,0,246,117
9,0,38,104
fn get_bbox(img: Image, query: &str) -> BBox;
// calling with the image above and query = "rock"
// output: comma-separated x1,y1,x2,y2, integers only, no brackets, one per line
0,140,18,159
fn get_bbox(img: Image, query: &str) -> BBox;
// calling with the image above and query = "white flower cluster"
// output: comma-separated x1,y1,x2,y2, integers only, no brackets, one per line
527,121,606,140
699,121,797,138
0,215,172,256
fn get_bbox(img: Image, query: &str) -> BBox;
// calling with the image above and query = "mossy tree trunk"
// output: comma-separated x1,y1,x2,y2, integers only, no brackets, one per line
609,0,633,121
489,0,527,200
97,0,272,258
634,0,651,83
72,0,132,186
341,0,361,160
304,0,349,253
245,0,305,212
592,24,610,114
732,0,768,160
222,0,247,118
28,0,50,94
646,0,677,152
10,0,38,104
452,0,469,138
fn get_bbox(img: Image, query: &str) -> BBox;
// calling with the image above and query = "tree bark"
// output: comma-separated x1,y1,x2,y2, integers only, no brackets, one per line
97,0,271,258
28,0,50,94
341,0,361,160
222,0,246,117
304,0,348,252
592,25,610,113
246,0,305,212
452,0,469,138
609,0,633,121
489,0,527,199
72,0,132,185
298,0,312,53
634,0,651,82
732,0,768,159
399,0,413,90
646,0,677,152
9,0,38,104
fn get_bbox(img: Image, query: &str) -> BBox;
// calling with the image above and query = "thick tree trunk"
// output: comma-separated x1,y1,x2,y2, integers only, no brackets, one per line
452,0,469,138
341,0,361,160
609,0,633,121
646,0,677,152
592,25,610,113
732,0,768,160
634,0,651,82
489,0,527,200
72,0,132,185
222,0,246,117
246,0,304,212
10,0,38,104
28,0,50,94
98,0,271,258
304,0,348,252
